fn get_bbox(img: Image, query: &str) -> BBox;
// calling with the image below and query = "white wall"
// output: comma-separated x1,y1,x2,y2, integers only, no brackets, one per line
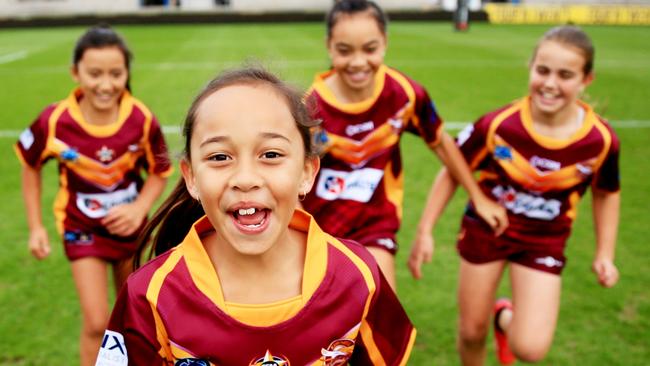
0,0,446,17
0,0,139,17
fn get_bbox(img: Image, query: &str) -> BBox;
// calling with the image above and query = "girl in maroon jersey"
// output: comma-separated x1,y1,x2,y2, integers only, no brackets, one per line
409,25,620,365
96,67,416,365
15,25,171,366
301,0,507,290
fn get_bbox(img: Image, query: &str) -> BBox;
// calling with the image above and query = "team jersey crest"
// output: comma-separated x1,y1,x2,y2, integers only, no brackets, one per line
249,350,290,366
320,338,355,366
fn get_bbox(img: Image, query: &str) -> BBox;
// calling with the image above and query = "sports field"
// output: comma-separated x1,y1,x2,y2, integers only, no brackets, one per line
0,22,648,365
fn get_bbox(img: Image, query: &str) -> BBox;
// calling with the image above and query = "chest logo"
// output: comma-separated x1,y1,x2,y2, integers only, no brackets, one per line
96,145,115,163
494,145,513,161
321,338,355,366
175,359,210,366
249,350,289,366
346,121,374,137
530,155,561,175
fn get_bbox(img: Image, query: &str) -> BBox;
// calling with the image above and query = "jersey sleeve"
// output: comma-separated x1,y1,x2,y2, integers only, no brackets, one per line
144,116,173,177
350,270,416,366
593,130,620,192
14,109,52,168
456,114,492,170
406,83,444,148
96,282,165,366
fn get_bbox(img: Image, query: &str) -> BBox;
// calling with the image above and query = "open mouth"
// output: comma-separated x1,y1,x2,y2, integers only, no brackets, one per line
230,207,270,232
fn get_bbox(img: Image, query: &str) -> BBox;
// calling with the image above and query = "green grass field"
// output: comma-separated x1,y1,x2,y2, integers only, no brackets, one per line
0,22,649,365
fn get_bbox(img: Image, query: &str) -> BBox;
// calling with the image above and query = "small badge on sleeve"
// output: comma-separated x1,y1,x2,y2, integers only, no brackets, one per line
95,330,128,366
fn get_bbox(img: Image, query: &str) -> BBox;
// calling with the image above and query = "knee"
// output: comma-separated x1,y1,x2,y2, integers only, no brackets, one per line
82,312,109,338
510,340,551,363
458,320,490,346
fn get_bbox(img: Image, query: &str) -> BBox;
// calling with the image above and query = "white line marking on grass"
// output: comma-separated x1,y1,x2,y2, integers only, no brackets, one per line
2,120,649,139
0,51,28,65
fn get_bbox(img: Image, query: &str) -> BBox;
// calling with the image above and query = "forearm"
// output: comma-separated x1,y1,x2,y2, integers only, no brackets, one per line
21,166,43,230
417,168,458,236
433,132,483,202
134,174,167,214
592,189,620,260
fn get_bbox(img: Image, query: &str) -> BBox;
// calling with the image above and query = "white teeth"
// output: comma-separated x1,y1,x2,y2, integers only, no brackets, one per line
237,208,256,216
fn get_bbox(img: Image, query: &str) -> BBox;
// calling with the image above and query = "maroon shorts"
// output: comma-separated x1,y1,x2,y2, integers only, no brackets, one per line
357,233,398,255
63,228,137,262
457,215,567,275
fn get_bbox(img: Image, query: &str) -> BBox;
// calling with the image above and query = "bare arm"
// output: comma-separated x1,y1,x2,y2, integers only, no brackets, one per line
432,132,507,234
591,188,620,288
21,165,50,259
102,174,168,237
407,167,458,279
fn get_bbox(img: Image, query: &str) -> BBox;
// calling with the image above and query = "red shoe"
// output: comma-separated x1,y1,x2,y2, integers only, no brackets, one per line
494,298,515,365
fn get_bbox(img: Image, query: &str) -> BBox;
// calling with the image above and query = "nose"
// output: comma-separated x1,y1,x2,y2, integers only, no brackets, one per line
229,158,263,193
350,51,366,68
542,73,557,89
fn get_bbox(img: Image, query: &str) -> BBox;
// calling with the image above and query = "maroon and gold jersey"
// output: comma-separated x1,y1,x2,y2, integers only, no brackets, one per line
96,210,416,366
458,97,620,247
302,65,444,252
15,88,172,260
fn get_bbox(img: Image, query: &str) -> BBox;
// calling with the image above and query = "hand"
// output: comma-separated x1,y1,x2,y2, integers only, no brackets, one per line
29,226,51,260
101,202,146,237
407,232,434,280
473,194,508,236
592,257,619,288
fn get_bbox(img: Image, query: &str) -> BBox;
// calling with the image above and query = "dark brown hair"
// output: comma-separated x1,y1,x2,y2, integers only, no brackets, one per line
326,0,388,39
134,67,319,268
73,24,133,91
532,25,595,75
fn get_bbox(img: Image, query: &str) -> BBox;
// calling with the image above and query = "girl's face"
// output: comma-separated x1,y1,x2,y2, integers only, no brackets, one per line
529,40,593,117
327,11,387,95
71,46,128,112
181,84,319,257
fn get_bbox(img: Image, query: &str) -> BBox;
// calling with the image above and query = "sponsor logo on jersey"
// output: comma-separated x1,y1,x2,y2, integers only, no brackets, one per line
321,338,355,366
19,128,35,150
76,182,138,219
530,155,561,174
376,238,396,250
492,185,561,220
535,256,564,268
457,124,474,146
316,168,383,203
175,358,210,366
61,148,79,162
576,162,593,176
346,121,374,137
96,330,128,366
64,230,94,245
494,145,513,161
96,145,115,163
249,350,289,366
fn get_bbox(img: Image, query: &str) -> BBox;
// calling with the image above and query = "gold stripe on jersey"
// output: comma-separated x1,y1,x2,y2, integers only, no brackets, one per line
13,145,28,167
327,236,381,363
491,135,593,192
399,329,418,366
41,101,69,163
53,170,69,235
520,97,595,150
591,117,614,174
146,247,183,361
134,98,158,175
327,122,401,165
312,65,388,114
48,138,144,190
566,191,581,220
66,89,135,138
384,160,404,220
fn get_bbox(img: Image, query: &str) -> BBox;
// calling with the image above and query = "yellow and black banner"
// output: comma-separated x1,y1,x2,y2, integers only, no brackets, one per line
485,4,650,25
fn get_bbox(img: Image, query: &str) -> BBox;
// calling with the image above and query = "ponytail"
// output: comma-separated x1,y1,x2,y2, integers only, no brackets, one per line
134,178,204,269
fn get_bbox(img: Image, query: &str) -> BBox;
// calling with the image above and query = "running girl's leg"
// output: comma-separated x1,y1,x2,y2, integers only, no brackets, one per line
71,257,109,366
457,258,507,366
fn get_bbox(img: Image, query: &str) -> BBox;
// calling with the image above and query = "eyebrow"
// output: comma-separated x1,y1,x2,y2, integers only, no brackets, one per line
199,135,229,148
198,132,290,148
